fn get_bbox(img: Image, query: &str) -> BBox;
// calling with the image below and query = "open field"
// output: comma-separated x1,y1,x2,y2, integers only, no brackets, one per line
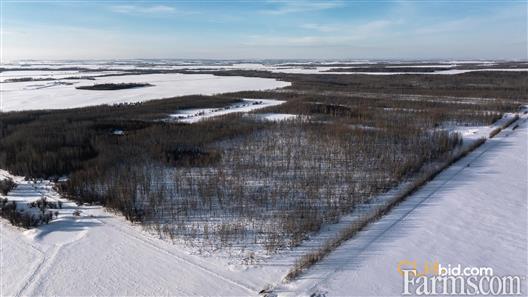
0,72,290,112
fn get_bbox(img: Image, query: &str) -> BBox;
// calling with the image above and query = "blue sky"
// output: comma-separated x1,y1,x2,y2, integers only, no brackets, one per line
2,0,527,60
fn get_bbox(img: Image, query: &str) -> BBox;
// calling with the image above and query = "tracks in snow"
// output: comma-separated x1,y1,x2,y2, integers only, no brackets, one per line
98,214,259,294
15,245,60,297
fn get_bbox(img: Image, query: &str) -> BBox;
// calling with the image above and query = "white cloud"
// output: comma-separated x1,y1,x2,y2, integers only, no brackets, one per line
243,34,367,47
414,4,527,36
300,23,339,33
261,0,344,15
109,5,177,15
300,19,395,34
252,19,396,47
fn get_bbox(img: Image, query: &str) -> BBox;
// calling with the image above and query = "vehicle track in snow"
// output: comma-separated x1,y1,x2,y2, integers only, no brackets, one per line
15,245,61,297
96,214,259,294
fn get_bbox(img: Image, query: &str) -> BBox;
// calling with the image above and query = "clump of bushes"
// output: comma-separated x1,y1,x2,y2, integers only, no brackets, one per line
0,199,54,229
28,197,59,210
0,178,16,195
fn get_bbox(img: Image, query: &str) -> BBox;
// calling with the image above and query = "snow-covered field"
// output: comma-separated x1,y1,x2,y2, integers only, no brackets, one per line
275,115,528,296
0,73,290,112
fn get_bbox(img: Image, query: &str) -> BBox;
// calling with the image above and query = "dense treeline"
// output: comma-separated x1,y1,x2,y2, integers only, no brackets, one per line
76,83,153,90
323,67,452,72
204,70,528,100
0,95,246,177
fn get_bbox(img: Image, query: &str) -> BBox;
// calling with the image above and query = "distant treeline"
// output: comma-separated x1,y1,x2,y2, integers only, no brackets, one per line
197,70,528,100
323,67,453,72
76,83,153,90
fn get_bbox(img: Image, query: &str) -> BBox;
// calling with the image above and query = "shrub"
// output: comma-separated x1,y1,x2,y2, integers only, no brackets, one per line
0,178,16,195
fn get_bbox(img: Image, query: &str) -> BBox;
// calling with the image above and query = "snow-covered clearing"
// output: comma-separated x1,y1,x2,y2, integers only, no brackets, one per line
274,113,528,296
169,99,285,123
0,172,71,219
251,113,300,122
0,73,290,112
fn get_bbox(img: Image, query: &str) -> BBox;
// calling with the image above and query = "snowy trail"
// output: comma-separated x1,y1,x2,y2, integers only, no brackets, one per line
275,115,528,296
92,215,258,293
2,210,258,296
170,98,286,123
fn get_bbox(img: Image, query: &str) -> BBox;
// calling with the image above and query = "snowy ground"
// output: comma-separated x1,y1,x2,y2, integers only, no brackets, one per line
169,99,285,123
274,114,528,296
0,73,290,112
250,113,300,122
